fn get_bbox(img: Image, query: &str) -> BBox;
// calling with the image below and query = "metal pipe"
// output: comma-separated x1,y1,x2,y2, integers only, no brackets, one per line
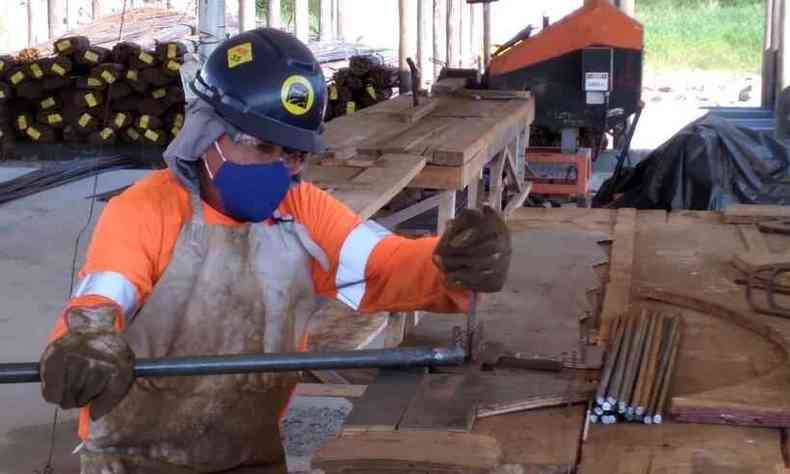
0,346,465,385
653,320,682,424
620,310,650,413
595,315,624,407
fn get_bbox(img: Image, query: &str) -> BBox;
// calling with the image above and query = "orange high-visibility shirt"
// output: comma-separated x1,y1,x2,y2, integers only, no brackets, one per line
51,170,469,440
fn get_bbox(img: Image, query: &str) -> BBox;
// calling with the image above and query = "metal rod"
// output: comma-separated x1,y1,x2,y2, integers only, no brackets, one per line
621,310,650,413
595,315,625,407
636,314,667,416
653,320,682,424
631,312,657,412
606,315,637,408
644,317,679,422
0,346,465,384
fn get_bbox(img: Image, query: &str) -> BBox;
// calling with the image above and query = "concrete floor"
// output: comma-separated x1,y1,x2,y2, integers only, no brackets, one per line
0,167,149,474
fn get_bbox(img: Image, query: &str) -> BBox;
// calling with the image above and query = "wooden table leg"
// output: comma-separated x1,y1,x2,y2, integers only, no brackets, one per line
437,190,457,235
488,152,506,212
467,171,481,210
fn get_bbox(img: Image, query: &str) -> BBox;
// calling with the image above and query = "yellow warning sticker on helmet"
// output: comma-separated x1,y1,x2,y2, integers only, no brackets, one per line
85,93,97,107
100,127,113,140
27,127,41,140
281,75,315,116
30,64,43,78
48,113,62,124
227,42,253,69
79,113,92,128
10,71,24,85
139,115,150,129
114,113,126,128
56,40,71,52
52,63,66,76
41,97,56,109
101,70,116,84
84,50,99,63
144,129,159,141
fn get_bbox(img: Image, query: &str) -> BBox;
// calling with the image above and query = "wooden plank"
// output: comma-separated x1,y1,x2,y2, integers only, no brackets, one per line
356,117,456,158
504,181,532,218
377,194,443,229
723,204,790,223
732,250,790,273
599,208,637,343
399,373,479,432
739,224,771,253
313,431,502,473
489,152,506,212
327,154,427,220
476,371,595,418
431,77,468,95
580,422,784,473
396,98,439,123
409,147,490,190
452,89,532,100
293,383,366,398
342,370,423,432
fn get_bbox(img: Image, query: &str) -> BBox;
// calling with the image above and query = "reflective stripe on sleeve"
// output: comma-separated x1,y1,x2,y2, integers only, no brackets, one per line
72,271,138,322
335,220,391,310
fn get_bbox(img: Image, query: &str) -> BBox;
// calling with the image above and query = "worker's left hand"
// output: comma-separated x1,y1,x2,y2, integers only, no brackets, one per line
433,206,512,293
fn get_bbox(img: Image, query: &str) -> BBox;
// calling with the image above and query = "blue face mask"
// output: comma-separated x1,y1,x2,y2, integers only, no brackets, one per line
205,142,291,222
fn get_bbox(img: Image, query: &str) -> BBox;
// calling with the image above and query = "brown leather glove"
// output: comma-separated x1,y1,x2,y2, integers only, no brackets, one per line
433,206,512,292
40,330,135,420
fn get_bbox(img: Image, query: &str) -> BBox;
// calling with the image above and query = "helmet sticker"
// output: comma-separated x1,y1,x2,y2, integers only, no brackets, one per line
281,75,315,116
227,42,253,69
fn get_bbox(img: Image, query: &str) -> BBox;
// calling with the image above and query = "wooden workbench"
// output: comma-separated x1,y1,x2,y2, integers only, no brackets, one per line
304,207,790,473
321,85,535,233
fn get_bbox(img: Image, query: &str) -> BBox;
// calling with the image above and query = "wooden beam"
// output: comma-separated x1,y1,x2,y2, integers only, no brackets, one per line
399,0,412,94
458,0,467,67
483,2,491,65
469,2,479,69
239,0,256,32
417,0,430,85
294,0,310,43
48,0,66,40
446,0,459,68
320,0,333,41
781,0,790,91
437,190,456,234
268,0,281,29
294,383,366,398
336,0,345,41
598,208,637,343
433,0,444,78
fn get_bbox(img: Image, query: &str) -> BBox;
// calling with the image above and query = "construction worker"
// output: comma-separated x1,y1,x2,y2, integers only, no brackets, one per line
38,28,511,473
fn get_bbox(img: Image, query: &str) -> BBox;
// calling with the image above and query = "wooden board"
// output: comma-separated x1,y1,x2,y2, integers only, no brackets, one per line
580,422,784,473
303,153,426,219
733,250,790,273
293,383,367,398
598,208,638,342
341,370,423,432
313,431,503,473
398,373,479,432
724,204,790,223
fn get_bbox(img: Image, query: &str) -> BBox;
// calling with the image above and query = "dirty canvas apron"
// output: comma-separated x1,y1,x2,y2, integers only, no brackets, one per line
80,192,328,473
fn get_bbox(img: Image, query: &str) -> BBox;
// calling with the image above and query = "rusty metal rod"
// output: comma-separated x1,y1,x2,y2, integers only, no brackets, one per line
608,315,638,410
635,314,667,416
595,315,625,407
620,310,650,414
630,312,657,412
653,321,682,424
644,316,679,423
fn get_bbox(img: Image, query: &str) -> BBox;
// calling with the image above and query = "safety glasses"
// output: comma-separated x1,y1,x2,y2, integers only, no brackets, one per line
232,133,307,160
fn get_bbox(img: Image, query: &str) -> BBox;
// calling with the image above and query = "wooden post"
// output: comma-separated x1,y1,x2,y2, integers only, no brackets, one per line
483,2,491,66
48,0,66,40
336,0,345,41
417,0,430,85
239,0,256,32
458,0,466,67
27,0,33,47
268,0,282,29
782,0,790,94
399,0,413,94
437,191,457,235
295,0,310,43
764,0,777,107
446,0,459,68
469,2,479,69
433,0,444,78
320,0,333,41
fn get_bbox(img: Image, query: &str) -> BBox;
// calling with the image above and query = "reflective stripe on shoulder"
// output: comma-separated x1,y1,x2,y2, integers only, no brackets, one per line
336,220,391,310
72,272,138,322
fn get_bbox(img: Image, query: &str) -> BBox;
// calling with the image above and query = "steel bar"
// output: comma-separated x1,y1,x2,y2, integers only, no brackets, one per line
645,316,679,423
635,314,666,416
620,310,650,413
653,321,682,424
607,315,637,409
595,315,625,407
0,346,465,385
629,312,656,410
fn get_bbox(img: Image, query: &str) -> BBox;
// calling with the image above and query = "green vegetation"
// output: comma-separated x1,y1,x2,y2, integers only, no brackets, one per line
636,0,765,72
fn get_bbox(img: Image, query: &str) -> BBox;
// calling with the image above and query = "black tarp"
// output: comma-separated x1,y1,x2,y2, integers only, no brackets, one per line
595,113,790,210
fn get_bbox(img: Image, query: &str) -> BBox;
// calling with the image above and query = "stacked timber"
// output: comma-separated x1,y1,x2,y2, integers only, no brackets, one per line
0,37,185,157
591,311,682,425
325,55,398,121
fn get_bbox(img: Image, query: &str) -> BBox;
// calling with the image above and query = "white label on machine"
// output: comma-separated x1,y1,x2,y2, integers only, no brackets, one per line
586,91,606,105
585,72,609,91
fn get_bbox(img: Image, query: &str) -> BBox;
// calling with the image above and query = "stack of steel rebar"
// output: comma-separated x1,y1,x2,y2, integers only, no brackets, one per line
324,55,398,121
591,311,682,425
0,36,186,158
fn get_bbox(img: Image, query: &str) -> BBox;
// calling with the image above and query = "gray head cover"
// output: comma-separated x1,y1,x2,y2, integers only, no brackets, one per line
162,98,239,192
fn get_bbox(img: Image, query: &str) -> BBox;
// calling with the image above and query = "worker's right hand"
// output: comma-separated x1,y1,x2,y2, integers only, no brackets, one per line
40,331,135,420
